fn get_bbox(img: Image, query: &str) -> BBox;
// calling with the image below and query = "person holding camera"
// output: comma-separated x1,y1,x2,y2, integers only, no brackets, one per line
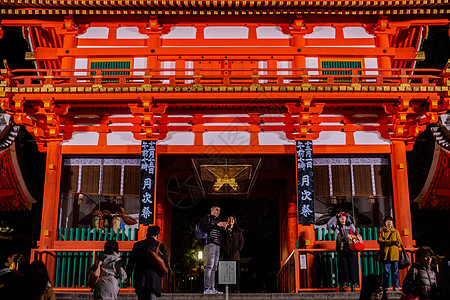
199,203,228,295
377,216,402,292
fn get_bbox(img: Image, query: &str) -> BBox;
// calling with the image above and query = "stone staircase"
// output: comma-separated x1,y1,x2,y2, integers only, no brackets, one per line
56,292,403,300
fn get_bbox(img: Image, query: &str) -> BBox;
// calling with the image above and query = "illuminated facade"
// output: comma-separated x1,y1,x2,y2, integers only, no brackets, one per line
0,1,449,292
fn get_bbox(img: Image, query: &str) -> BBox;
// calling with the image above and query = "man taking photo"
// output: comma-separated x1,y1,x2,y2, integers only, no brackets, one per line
199,203,228,294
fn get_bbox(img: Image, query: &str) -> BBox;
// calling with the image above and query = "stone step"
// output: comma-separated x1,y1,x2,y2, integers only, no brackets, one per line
56,292,403,300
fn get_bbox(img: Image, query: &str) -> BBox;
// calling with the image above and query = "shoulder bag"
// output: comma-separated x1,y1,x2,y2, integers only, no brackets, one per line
399,244,412,269
87,260,102,289
146,242,168,277
347,229,365,251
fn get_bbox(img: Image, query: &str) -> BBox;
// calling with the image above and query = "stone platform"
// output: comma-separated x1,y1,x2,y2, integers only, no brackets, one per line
56,292,403,300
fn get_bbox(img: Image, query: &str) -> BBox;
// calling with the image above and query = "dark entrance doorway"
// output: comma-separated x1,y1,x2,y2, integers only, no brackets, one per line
160,155,294,293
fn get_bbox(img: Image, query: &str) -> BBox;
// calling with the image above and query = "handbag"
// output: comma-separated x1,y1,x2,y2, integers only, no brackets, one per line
399,244,411,269
87,260,102,289
146,242,168,276
347,229,365,251
400,293,419,300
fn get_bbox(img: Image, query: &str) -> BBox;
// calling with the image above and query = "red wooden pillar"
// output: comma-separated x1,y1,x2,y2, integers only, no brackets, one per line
390,140,413,248
155,173,166,244
61,33,76,72
374,17,393,75
39,140,62,282
287,196,298,255
390,140,414,284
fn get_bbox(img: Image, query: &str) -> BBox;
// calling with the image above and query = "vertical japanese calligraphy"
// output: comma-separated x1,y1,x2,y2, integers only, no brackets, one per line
296,140,314,225
139,140,156,225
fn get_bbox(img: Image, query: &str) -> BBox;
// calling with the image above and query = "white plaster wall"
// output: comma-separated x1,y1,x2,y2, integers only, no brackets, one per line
107,132,140,145
258,61,268,84
185,61,194,84
364,58,379,78
313,131,346,145
353,131,391,145
61,132,99,145
203,123,249,126
161,61,175,84
258,132,295,145
343,27,375,39
306,57,319,78
158,132,195,145
77,27,109,39
133,57,147,80
304,26,336,39
204,26,249,39
107,123,134,127
74,58,88,80
116,27,147,39
203,132,250,145
203,114,249,118
256,27,291,39
161,27,197,39
109,114,134,118
277,61,292,83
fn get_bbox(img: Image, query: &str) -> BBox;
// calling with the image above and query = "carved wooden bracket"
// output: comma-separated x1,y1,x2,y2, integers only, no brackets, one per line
129,97,168,140
284,97,324,140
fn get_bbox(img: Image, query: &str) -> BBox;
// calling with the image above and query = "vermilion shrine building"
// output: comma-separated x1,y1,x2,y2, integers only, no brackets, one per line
0,0,449,293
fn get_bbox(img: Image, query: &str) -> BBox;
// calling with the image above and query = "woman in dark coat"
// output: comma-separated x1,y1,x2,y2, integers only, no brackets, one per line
327,211,358,292
221,215,244,293
402,246,438,300
126,226,168,300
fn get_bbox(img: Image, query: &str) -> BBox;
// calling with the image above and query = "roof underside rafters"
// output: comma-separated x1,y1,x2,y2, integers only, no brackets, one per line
0,0,450,16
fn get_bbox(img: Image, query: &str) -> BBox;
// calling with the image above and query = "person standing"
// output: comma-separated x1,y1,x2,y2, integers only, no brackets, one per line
327,211,358,292
20,260,56,300
0,250,22,300
402,246,438,300
94,240,127,300
221,215,244,293
200,203,228,294
377,216,402,292
126,225,168,300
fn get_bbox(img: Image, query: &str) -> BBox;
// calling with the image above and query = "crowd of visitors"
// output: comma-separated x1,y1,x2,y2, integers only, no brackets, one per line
0,208,446,299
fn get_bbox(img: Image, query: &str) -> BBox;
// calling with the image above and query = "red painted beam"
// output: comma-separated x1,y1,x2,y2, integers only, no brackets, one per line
436,188,450,197
0,188,15,196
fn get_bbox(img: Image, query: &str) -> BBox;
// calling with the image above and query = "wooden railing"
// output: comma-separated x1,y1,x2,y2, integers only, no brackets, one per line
277,245,416,293
57,227,139,242
31,241,174,292
1,67,448,90
315,226,380,242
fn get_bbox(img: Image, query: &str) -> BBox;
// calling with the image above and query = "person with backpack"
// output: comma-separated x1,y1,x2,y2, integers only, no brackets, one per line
126,225,168,300
199,203,228,294
93,240,127,300
377,216,402,292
